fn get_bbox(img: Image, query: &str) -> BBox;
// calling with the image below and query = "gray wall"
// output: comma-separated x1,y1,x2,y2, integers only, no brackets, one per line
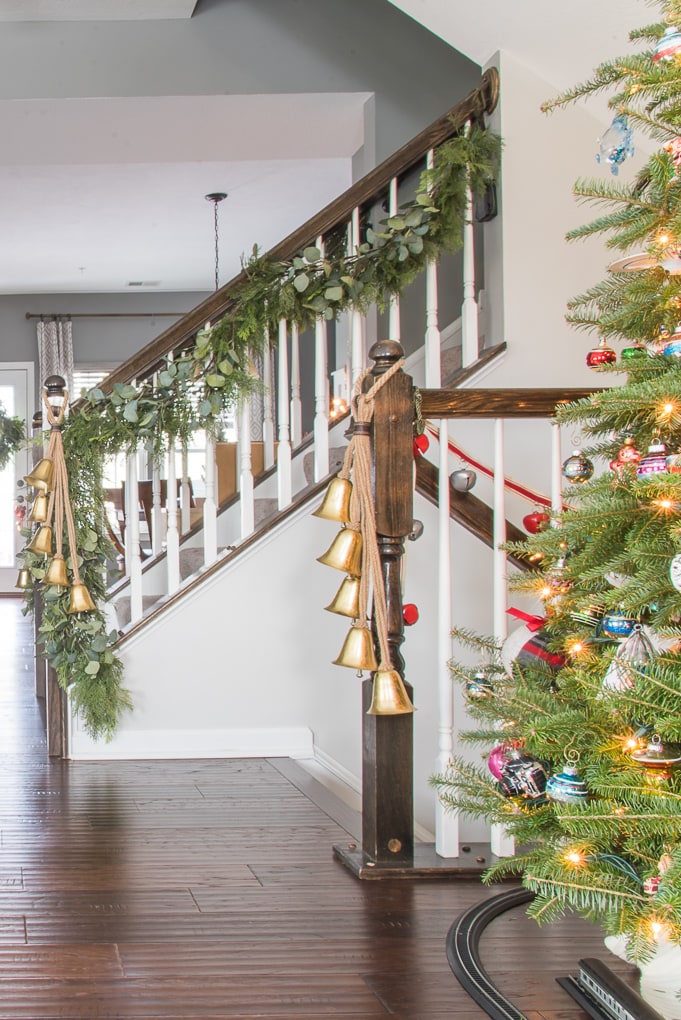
0,0,479,167
0,0,480,389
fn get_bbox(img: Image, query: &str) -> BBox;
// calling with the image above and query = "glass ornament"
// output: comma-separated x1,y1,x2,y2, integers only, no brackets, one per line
600,610,637,639
487,743,513,780
498,751,548,800
662,329,681,357
620,341,647,361
466,669,494,699
586,337,617,370
631,734,681,771
602,624,656,692
666,451,681,473
523,510,550,534
596,114,634,175
546,760,589,804
653,25,681,62
637,438,668,476
610,437,641,473
562,450,594,483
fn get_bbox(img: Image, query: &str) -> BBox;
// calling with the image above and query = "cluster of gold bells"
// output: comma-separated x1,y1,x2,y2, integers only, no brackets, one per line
16,394,97,614
314,475,414,716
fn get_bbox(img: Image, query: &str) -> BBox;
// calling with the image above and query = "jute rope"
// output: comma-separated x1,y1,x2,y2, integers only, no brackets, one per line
42,390,84,585
347,359,404,669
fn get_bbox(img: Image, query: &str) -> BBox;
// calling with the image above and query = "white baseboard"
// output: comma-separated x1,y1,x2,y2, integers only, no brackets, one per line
68,723,314,761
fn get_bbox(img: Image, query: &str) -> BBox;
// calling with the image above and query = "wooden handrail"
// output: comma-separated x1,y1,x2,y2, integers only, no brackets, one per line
419,386,602,419
99,69,499,394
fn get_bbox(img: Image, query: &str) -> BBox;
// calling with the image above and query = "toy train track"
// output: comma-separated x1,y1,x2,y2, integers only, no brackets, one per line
446,886,534,1020
446,889,666,1020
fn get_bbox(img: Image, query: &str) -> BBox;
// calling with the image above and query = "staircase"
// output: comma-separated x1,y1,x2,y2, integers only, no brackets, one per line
52,67,595,857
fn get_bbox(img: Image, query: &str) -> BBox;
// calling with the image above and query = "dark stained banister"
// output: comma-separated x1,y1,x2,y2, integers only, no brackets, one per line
418,386,601,419
98,69,499,394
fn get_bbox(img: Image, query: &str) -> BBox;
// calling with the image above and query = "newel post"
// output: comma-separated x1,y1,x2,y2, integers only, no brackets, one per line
361,340,414,866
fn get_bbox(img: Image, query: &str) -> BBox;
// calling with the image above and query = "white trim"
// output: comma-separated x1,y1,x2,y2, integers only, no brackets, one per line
68,722,314,761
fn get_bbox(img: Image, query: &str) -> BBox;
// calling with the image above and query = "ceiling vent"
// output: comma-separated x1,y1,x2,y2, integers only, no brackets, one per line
127,280,161,287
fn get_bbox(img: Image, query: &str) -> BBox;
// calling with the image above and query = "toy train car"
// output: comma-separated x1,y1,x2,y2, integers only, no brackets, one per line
557,957,666,1020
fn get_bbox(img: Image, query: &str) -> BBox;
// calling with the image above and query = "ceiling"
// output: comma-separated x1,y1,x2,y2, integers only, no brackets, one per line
0,1,198,20
0,0,656,296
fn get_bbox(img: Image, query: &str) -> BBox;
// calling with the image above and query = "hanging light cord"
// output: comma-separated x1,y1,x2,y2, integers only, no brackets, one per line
205,193,228,292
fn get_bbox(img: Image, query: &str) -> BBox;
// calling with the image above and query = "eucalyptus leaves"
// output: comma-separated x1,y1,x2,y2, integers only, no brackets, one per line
0,404,24,471
20,124,501,741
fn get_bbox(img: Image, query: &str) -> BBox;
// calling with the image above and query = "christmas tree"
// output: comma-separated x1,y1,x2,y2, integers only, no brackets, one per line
432,0,681,971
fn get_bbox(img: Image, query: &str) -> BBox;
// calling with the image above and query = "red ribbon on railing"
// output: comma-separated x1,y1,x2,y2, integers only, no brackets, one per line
506,608,546,631
425,422,552,508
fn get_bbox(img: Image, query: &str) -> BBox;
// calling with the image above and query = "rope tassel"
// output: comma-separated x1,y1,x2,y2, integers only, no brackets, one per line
26,388,96,613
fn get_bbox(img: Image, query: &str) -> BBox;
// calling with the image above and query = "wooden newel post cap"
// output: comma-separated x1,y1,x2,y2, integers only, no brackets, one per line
44,375,66,397
31,411,43,430
369,340,405,376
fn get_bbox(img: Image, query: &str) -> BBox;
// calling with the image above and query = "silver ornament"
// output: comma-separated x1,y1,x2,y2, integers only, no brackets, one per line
450,467,477,492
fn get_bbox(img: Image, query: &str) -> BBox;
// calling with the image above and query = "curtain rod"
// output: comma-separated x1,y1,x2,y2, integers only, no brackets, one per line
25,311,187,320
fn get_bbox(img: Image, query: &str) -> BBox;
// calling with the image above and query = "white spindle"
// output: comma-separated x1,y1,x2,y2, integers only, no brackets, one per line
461,122,479,368
491,417,515,858
290,321,302,446
262,330,275,471
277,317,293,508
180,445,191,534
313,236,330,482
350,207,365,388
239,397,255,537
388,177,401,342
166,439,180,594
203,434,218,566
125,450,143,624
150,456,163,557
435,420,458,857
551,422,563,518
424,149,441,386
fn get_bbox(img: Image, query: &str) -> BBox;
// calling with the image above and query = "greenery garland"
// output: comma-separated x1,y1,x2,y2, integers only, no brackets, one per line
0,404,24,471
19,124,501,741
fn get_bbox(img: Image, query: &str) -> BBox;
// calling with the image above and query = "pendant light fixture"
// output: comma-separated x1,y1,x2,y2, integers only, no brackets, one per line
205,192,228,291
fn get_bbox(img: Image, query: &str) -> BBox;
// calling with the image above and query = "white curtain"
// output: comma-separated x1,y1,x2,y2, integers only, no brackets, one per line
37,316,74,398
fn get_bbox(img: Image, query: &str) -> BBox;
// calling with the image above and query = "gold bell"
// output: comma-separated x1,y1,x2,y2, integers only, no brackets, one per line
332,624,378,671
312,477,352,523
15,567,32,589
29,491,49,523
44,555,70,587
367,669,415,715
27,524,54,556
325,575,361,619
24,458,54,493
67,583,97,614
317,527,362,576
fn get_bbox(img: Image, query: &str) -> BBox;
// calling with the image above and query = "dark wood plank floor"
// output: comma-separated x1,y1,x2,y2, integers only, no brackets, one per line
0,597,640,1019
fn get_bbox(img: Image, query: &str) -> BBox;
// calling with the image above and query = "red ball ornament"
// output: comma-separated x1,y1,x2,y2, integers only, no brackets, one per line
403,603,419,626
413,433,429,457
523,510,550,534
586,338,617,370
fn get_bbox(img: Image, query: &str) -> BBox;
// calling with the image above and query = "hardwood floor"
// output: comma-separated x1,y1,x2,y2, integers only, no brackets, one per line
0,597,640,1019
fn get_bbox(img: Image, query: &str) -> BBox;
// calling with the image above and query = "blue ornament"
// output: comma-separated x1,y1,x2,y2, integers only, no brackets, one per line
466,669,494,699
596,114,634,176
600,611,637,639
547,763,589,804
562,450,594,483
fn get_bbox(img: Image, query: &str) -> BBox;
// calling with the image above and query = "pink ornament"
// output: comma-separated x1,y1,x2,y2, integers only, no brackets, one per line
487,744,511,780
